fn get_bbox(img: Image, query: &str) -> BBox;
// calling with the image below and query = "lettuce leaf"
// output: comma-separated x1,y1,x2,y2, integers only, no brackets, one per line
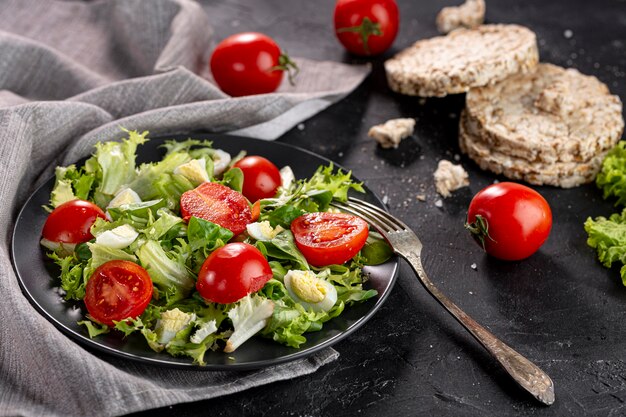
255,230,308,270
136,240,194,302
585,209,626,284
88,129,147,207
47,252,87,300
597,141,626,206
185,216,233,272
301,163,364,205
49,165,96,208
587,142,626,284
260,164,364,215
360,232,393,266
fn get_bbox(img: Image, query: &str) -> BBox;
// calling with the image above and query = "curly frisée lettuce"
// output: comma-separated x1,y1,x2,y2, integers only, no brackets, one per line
586,142,626,285
42,129,389,364
585,209,626,284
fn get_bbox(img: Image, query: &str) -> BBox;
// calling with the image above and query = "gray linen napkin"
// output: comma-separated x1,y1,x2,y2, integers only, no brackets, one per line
0,0,369,416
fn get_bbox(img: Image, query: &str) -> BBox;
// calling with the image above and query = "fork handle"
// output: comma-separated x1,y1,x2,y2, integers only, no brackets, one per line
403,253,555,405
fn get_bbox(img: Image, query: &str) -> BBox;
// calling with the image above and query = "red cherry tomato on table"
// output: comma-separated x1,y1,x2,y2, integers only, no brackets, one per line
180,182,252,235
334,0,399,56
196,242,273,304
233,156,282,202
465,182,552,261
84,260,153,326
291,212,369,267
42,199,106,243
210,32,298,97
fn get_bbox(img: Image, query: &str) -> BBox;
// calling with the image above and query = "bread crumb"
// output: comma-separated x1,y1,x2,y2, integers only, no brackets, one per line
433,160,470,197
368,118,415,149
436,0,486,34
434,199,443,208
416,194,426,201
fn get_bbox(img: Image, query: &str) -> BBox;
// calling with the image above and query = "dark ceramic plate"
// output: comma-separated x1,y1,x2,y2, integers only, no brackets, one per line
11,134,399,370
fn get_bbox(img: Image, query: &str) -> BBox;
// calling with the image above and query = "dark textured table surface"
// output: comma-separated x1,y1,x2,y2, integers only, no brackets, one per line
134,0,626,415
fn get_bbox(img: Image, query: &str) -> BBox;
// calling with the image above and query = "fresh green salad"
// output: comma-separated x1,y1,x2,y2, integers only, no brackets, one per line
585,141,626,285
40,130,392,364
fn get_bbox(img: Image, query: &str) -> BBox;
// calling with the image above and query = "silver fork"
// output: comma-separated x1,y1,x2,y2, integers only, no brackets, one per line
331,197,555,406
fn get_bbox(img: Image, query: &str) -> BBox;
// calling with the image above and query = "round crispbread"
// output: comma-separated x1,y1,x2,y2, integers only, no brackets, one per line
384,24,539,97
465,63,624,164
459,110,606,188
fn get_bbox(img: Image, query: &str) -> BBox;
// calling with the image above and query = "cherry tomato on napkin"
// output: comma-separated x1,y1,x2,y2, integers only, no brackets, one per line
465,182,552,261
334,0,399,56
210,32,298,97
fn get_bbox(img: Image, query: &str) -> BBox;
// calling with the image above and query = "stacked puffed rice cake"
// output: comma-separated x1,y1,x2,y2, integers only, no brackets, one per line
385,24,539,97
384,20,624,188
460,63,623,187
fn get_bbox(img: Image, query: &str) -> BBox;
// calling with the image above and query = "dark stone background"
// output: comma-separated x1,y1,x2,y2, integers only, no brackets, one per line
133,0,626,415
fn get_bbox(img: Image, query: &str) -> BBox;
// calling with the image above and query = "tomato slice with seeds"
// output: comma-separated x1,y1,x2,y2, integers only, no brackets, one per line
291,212,369,267
84,260,153,327
180,182,252,235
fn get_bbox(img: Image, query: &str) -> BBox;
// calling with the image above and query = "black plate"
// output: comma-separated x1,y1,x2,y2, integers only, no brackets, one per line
11,134,399,370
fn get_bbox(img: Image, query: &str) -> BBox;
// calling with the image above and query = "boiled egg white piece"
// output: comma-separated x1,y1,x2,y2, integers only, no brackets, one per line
284,270,338,313
39,239,76,256
173,158,210,185
106,188,142,220
107,187,142,209
212,149,232,176
246,221,283,241
279,166,295,190
95,224,139,249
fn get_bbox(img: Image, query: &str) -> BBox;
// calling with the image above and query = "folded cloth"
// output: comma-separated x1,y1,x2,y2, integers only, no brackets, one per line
0,0,368,416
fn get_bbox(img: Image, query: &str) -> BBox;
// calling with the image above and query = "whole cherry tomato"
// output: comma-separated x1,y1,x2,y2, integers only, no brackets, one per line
233,156,282,202
465,182,552,261
196,242,273,304
334,0,399,56
42,199,106,244
210,32,298,97
84,260,153,326
291,212,369,267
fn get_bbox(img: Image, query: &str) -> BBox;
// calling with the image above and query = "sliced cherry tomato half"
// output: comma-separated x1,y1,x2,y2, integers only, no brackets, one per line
233,156,282,202
180,182,252,235
84,260,153,327
196,242,273,304
291,212,369,267
466,182,552,261
42,199,106,244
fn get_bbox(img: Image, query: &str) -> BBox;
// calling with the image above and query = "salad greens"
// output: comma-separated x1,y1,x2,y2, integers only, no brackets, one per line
585,142,626,284
43,130,393,364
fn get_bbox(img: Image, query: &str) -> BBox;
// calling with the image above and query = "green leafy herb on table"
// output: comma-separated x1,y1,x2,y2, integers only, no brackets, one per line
585,142,626,284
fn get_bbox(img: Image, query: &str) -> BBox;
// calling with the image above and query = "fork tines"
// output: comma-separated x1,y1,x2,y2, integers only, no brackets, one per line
330,197,409,234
